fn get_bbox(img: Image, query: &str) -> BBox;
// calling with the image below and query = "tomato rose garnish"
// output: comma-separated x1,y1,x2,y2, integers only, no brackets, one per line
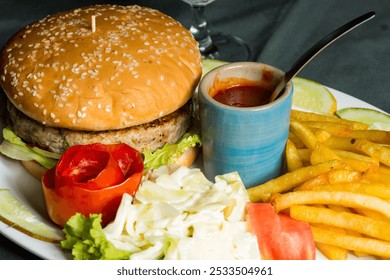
42,143,144,227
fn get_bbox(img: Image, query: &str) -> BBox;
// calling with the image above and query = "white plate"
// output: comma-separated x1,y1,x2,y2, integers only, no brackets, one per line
0,86,385,260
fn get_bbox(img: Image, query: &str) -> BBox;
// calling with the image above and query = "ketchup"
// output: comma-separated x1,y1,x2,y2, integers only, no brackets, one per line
212,84,272,107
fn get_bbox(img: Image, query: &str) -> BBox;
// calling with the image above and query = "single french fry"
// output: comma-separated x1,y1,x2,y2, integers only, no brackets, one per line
271,191,390,220
299,174,329,189
311,226,390,259
310,143,341,165
334,149,379,166
310,143,377,171
363,166,390,185
333,150,379,172
354,208,390,224
290,121,318,150
316,242,348,260
297,149,311,162
314,129,332,143
303,121,352,133
296,183,390,200
290,110,368,130
354,139,390,167
299,170,361,190
322,136,360,152
327,204,352,213
339,158,376,172
326,169,362,184
248,160,347,202
321,128,390,145
379,165,390,175
285,139,303,172
346,130,390,145
288,132,306,149
314,220,366,257
290,205,390,241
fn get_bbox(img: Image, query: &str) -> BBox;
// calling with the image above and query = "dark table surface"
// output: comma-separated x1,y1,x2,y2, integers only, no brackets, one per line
0,0,389,260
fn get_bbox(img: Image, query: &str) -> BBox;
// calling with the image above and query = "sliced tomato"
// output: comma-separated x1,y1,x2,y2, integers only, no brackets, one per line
246,202,316,260
42,143,144,227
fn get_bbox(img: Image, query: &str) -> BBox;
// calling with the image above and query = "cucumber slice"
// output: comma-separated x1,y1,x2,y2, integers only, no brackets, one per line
337,107,390,126
336,107,390,131
202,58,227,76
292,77,337,115
0,189,62,242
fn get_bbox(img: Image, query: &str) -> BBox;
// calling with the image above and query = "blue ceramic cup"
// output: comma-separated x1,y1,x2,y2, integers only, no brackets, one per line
198,62,293,188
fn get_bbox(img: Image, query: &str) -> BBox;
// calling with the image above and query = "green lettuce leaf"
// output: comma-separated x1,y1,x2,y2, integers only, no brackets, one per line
0,128,60,169
142,132,201,169
61,213,131,260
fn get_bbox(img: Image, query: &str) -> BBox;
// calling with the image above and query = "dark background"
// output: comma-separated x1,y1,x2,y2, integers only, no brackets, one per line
0,0,389,259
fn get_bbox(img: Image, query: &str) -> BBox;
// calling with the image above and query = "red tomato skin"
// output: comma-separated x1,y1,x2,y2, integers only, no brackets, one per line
43,167,142,227
42,144,144,227
55,144,125,190
246,202,316,260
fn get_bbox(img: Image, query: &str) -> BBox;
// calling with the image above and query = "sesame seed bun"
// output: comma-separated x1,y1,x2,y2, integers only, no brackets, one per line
0,5,202,131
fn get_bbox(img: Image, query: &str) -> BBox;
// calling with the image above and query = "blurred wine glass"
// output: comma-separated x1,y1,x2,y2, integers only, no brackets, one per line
181,0,251,61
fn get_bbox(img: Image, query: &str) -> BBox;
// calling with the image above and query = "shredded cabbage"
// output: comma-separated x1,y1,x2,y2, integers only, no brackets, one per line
102,166,259,260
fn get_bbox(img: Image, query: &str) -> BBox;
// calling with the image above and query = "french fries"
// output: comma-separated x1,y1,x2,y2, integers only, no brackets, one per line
354,139,390,167
289,205,390,241
272,191,390,219
311,226,390,259
315,242,348,260
296,182,390,200
248,109,390,259
247,160,347,202
290,110,369,130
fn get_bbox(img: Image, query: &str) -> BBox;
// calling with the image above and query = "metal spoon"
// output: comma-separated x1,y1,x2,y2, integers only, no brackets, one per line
269,11,376,103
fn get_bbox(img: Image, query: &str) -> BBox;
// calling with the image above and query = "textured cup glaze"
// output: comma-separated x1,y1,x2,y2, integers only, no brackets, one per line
198,62,293,187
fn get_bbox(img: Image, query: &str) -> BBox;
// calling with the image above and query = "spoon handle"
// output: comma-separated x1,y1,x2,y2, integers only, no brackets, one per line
285,11,375,83
270,11,376,103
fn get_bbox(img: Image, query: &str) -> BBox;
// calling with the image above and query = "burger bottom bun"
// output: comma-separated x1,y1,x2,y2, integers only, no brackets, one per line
21,160,48,180
171,146,200,167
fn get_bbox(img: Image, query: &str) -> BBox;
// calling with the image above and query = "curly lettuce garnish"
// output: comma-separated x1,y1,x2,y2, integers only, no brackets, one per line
61,213,131,260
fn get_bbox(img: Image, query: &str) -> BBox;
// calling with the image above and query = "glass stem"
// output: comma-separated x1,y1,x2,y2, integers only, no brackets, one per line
189,5,217,55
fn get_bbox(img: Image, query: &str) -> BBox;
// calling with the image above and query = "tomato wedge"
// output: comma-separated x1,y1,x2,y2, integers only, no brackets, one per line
246,202,316,260
42,143,144,227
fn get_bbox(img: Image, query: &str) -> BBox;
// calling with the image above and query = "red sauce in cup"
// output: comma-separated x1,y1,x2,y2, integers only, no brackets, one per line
212,84,272,107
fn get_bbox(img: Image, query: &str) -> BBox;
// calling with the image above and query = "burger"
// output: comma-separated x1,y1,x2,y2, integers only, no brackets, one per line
0,5,202,178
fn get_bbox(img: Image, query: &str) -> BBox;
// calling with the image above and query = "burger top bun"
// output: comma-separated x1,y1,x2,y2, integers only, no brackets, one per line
0,5,202,131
